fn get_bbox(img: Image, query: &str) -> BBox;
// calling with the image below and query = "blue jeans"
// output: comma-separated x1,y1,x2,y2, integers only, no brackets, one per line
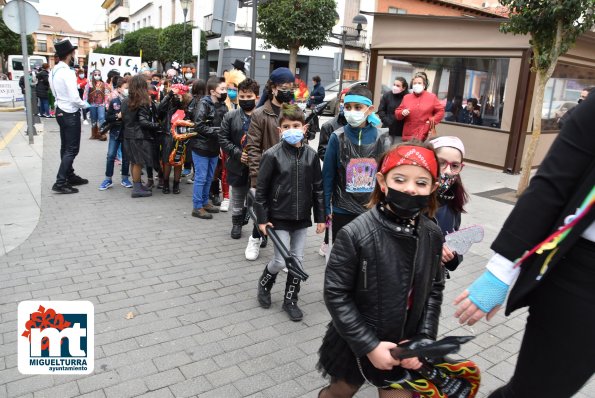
38,98,49,115
55,107,81,185
192,151,218,209
88,105,105,125
105,133,129,178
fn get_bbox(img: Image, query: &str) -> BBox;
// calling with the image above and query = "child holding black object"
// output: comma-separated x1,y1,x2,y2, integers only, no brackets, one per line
254,104,325,322
317,142,445,397
322,85,389,243
218,78,260,239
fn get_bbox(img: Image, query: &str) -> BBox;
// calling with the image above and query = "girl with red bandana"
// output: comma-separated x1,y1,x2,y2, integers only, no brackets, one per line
317,142,445,398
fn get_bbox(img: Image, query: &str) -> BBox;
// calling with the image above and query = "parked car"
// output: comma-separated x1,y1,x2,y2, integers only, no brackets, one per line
542,101,577,120
7,55,47,81
322,80,390,115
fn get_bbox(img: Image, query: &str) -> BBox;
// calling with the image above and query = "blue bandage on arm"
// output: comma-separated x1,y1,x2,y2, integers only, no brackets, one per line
467,270,509,313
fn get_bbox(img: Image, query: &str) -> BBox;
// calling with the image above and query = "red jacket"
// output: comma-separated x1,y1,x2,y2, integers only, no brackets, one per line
395,91,445,141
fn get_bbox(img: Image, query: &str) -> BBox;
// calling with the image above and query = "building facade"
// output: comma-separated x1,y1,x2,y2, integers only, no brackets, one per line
367,13,595,172
101,0,130,44
33,15,92,67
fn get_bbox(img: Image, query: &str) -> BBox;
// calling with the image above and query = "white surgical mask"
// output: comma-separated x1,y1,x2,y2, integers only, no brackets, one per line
185,73,193,79
344,110,367,127
122,89,129,97
94,75,101,80
297,102,307,111
392,86,403,95
79,74,85,78
412,84,424,94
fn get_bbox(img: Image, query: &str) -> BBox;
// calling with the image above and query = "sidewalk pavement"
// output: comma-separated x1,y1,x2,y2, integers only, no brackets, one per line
0,114,593,397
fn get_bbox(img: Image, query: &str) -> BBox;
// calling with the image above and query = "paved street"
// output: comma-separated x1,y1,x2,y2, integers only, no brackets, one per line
0,114,593,398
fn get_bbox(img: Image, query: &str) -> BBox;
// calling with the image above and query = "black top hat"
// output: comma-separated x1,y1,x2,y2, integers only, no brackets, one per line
232,59,245,71
54,39,77,58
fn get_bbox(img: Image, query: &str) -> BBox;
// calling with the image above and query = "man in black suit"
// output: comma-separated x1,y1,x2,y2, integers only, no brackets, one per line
454,94,595,398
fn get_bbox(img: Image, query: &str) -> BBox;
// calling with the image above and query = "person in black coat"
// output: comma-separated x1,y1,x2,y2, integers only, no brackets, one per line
218,78,260,238
317,142,444,396
36,63,51,117
121,75,163,198
377,77,408,138
455,93,595,398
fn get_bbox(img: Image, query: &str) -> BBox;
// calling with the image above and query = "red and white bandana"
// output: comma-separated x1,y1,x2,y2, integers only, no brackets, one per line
380,145,438,178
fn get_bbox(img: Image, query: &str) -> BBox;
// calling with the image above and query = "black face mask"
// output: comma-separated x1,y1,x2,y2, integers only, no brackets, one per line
218,92,228,102
238,99,256,112
385,187,430,219
578,98,583,104
275,89,294,104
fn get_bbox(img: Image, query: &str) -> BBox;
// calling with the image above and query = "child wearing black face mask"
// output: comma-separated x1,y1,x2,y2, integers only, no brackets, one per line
317,142,444,398
429,136,470,273
189,76,229,219
218,78,261,238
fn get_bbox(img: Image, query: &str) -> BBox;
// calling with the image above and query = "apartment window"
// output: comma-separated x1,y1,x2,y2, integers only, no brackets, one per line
383,56,510,129
143,18,146,27
37,40,47,52
148,16,151,27
159,6,163,27
388,7,407,14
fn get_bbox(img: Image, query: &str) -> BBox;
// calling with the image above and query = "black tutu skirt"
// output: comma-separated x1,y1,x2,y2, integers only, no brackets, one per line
317,322,408,388
124,138,153,167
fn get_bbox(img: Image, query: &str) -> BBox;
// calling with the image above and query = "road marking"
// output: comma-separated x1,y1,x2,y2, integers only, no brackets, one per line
0,121,25,151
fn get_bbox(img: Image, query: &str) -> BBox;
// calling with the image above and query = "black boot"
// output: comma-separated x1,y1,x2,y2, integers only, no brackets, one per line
257,265,277,309
162,180,170,194
173,181,180,194
231,215,243,239
282,275,303,321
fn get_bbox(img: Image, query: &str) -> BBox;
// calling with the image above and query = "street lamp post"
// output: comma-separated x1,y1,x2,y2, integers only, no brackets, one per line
330,14,367,107
180,0,192,65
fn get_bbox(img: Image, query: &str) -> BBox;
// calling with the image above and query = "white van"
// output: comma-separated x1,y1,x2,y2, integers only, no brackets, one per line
7,55,48,81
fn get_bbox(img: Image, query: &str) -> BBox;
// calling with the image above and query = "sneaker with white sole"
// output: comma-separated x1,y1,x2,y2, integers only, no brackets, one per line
98,179,113,191
186,172,194,184
121,177,133,188
83,119,89,125
220,198,230,212
245,236,261,261
319,242,328,256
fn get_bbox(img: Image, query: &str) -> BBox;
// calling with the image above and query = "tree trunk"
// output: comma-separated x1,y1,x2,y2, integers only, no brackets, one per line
288,46,298,75
516,20,563,196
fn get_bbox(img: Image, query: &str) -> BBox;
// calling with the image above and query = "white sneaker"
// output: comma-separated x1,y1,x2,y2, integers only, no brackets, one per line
220,198,230,212
186,172,194,184
319,242,328,257
245,236,261,261
83,120,89,125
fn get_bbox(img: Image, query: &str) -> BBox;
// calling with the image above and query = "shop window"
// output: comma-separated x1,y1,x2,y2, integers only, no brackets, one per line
388,7,407,14
383,56,509,129
542,63,595,131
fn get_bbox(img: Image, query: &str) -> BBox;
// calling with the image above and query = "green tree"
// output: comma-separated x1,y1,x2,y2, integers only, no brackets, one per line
257,0,337,73
137,28,162,63
121,27,158,57
158,23,206,65
499,0,595,194
0,10,34,73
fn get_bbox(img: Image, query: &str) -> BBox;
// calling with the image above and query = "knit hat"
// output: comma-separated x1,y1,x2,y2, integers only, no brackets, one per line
430,136,465,157
270,67,294,84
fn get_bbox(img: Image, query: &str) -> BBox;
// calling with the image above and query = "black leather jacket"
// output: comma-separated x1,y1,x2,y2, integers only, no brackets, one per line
254,141,325,225
218,108,249,178
121,99,162,140
190,96,227,156
324,206,445,358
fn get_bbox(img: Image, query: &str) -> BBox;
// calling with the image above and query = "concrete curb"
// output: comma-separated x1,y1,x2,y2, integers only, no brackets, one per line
0,106,25,112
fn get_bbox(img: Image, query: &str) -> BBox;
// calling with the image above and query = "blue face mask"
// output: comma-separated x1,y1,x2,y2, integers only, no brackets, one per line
281,128,304,145
228,89,237,101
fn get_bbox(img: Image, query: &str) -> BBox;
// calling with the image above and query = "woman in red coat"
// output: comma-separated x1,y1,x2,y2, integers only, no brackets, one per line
395,73,445,141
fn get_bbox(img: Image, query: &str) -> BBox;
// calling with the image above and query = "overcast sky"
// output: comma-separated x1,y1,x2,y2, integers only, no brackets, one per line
32,0,106,32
